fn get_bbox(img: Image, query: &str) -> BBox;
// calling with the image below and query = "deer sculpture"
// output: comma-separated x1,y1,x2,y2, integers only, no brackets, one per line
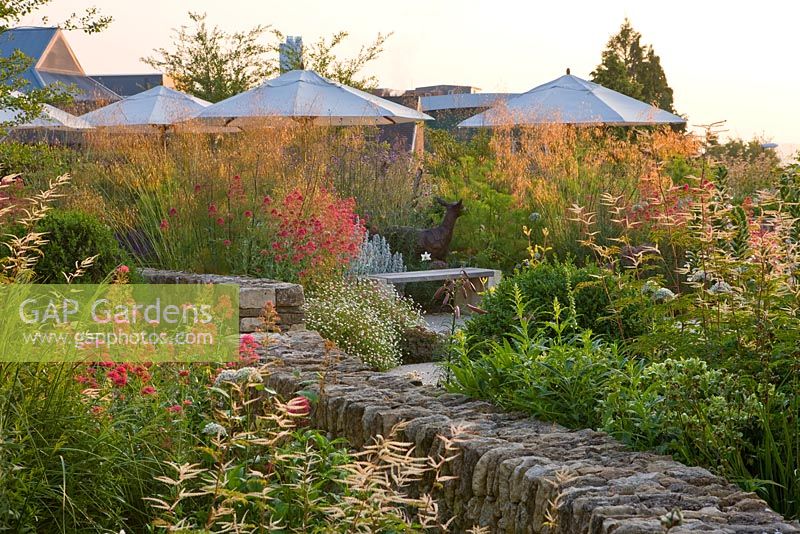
388,197,464,264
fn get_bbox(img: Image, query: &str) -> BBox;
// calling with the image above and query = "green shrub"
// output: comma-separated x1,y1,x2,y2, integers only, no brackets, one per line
304,278,423,370
447,292,627,429
0,142,76,190
464,259,645,346
29,210,133,283
600,357,763,466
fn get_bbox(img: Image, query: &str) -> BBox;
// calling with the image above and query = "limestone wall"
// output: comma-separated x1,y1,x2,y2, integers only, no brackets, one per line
140,268,304,332
260,330,799,534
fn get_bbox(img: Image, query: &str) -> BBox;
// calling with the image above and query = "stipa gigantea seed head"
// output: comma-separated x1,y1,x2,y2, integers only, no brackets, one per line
1,174,72,283
542,469,577,529
62,254,99,284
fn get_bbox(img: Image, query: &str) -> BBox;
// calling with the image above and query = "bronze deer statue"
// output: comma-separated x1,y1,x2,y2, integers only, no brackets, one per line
388,198,464,264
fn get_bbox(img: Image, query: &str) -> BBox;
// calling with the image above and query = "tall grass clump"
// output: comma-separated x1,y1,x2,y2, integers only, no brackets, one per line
426,125,700,270
67,126,426,281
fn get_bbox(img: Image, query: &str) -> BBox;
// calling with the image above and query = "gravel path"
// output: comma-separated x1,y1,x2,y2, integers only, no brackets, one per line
386,312,464,386
385,362,443,386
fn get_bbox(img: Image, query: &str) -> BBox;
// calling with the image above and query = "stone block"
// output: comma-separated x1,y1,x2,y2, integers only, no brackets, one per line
239,287,276,309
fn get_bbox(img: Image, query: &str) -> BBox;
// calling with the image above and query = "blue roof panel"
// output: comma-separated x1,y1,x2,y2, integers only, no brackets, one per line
38,72,119,102
0,27,57,63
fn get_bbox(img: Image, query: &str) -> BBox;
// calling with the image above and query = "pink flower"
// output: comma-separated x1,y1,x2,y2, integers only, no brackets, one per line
287,396,311,417
117,265,130,274
244,210,253,218
216,217,225,227
208,204,218,214
141,385,156,395
160,219,169,231
166,404,183,414
223,239,232,247
168,207,178,217
263,195,272,205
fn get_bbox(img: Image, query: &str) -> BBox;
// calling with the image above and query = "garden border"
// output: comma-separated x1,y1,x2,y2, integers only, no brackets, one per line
260,329,800,533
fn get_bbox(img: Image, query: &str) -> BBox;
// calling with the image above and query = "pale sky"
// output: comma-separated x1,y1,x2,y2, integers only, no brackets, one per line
24,0,800,147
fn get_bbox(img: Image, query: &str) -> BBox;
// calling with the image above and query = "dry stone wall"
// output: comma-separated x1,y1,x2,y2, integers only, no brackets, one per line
140,268,304,332
260,330,800,534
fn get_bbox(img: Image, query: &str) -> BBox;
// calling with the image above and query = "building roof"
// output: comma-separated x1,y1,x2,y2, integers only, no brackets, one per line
0,26,119,103
421,93,516,112
411,84,481,96
0,27,59,66
91,74,172,97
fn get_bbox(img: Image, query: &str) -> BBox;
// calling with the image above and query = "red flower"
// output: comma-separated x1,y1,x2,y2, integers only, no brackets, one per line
159,219,169,231
223,239,232,247
117,265,130,274
194,184,202,193
263,195,272,205
107,369,127,387
244,210,253,218
141,385,156,395
166,404,183,413
168,207,178,217
208,204,218,214
216,217,225,226
178,369,190,377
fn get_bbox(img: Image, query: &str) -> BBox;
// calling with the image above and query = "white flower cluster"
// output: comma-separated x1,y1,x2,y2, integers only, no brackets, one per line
202,422,228,437
305,279,422,371
641,281,676,302
348,233,406,275
688,269,710,283
686,268,734,296
214,367,262,386
708,281,733,295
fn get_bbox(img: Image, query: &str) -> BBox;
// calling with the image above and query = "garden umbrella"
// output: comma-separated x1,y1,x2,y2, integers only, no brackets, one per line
0,96,92,129
458,71,685,127
196,70,433,127
80,85,211,128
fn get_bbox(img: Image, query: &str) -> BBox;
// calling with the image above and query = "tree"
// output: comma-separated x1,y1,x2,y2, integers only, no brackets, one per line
271,30,391,90
0,1,111,127
591,19,676,113
143,12,274,103
143,12,390,102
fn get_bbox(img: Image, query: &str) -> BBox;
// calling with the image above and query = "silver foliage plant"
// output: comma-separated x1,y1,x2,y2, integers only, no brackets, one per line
349,233,405,275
